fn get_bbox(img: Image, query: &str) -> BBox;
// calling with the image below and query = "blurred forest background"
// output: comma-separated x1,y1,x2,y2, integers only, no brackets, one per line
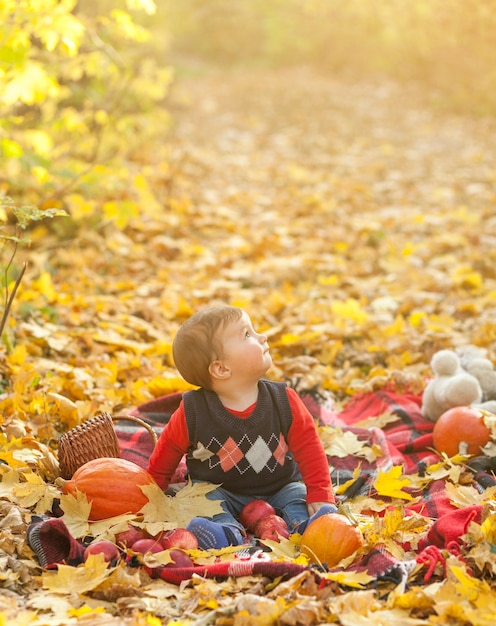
3,0,496,213
165,0,496,115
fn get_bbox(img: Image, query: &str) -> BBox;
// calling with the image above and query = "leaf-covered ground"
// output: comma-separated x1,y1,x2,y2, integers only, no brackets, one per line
2,67,496,624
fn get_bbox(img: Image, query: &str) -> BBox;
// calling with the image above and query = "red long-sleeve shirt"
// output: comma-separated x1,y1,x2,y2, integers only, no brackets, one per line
147,386,335,504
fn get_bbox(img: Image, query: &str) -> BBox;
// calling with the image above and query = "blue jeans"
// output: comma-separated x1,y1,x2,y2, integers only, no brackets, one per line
193,480,310,533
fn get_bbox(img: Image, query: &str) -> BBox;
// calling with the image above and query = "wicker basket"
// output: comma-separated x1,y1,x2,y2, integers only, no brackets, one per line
57,412,158,479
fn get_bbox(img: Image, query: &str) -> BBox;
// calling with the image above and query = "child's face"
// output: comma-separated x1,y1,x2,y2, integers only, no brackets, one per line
216,311,272,379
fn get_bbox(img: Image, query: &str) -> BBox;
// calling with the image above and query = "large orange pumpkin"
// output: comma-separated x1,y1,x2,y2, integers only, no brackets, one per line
300,513,363,567
432,406,491,457
60,457,156,520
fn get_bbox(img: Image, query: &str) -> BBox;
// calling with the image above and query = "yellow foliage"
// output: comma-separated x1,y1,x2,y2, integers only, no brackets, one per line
68,605,106,617
2,64,59,105
6,345,28,367
139,480,224,535
65,194,96,220
37,11,84,55
31,272,57,303
103,201,141,230
373,466,413,501
331,298,369,323
42,553,112,594
451,266,483,290
480,512,496,544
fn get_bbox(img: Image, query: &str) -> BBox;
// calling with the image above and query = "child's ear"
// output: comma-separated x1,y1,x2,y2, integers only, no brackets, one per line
209,360,231,380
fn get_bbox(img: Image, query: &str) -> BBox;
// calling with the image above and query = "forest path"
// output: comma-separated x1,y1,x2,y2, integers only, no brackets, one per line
167,66,496,219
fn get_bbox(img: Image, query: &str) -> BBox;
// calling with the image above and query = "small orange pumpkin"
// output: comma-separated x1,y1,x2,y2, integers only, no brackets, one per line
60,457,156,520
432,406,491,457
301,513,363,567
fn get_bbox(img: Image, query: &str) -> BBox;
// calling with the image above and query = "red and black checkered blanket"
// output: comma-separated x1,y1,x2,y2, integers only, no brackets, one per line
114,387,496,584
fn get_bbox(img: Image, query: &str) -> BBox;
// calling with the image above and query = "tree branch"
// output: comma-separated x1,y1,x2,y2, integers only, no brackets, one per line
0,261,27,339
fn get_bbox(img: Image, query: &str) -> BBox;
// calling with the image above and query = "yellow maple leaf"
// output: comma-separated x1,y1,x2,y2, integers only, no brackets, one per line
383,505,407,536
363,505,421,558
449,562,487,601
373,466,413,501
41,553,111,594
12,471,59,514
391,586,434,612
353,411,400,430
319,427,378,462
59,490,143,540
139,480,224,536
321,569,374,589
278,332,303,346
58,490,93,539
96,563,142,591
480,511,496,544
257,535,298,560
451,265,483,290
88,513,139,541
5,344,28,367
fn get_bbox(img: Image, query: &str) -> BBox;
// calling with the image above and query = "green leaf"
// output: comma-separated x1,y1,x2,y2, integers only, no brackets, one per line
12,206,69,229
0,235,28,245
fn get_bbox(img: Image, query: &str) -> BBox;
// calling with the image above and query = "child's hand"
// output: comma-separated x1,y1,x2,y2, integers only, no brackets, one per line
307,501,332,516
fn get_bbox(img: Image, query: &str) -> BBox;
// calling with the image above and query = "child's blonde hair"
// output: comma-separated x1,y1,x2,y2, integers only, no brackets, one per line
172,305,243,389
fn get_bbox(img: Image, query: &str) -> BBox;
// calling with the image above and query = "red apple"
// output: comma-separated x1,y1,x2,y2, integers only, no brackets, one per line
255,514,288,533
115,525,150,549
239,500,276,532
131,538,164,555
258,526,291,542
165,549,194,568
254,514,290,542
160,528,199,551
84,540,121,562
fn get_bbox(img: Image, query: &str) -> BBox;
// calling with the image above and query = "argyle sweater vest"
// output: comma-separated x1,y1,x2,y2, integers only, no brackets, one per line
183,380,300,496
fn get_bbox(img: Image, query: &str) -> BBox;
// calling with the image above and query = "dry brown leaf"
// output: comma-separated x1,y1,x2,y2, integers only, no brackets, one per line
319,426,379,462
444,481,496,509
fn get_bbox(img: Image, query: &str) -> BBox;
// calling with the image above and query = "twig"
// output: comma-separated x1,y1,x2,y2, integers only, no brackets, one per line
0,261,27,338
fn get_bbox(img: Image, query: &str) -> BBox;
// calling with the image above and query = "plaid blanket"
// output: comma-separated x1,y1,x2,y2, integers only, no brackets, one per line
113,388,496,583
